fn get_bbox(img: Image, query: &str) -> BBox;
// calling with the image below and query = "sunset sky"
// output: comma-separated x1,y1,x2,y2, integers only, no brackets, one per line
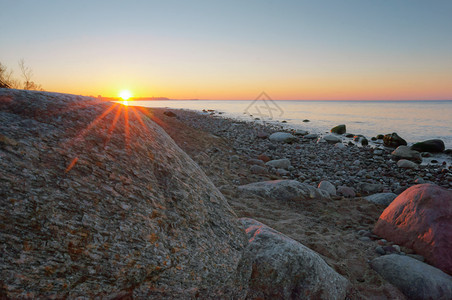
1,0,451,100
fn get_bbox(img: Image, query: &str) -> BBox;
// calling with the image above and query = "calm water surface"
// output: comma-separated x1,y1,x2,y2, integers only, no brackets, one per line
127,100,452,149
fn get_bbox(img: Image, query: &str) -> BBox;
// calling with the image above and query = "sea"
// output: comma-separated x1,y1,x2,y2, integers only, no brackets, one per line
125,99,452,150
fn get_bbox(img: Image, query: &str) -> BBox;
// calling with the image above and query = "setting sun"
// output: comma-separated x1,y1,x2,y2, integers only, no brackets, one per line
119,90,132,101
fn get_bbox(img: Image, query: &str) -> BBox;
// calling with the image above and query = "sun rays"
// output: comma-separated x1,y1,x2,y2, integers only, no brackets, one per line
62,97,166,173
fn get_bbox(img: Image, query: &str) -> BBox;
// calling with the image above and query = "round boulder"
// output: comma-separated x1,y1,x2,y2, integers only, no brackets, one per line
373,184,452,275
411,139,445,153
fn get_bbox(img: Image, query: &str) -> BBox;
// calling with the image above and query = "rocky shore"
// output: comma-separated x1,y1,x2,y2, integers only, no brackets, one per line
164,109,451,193
1,89,451,299
151,107,452,299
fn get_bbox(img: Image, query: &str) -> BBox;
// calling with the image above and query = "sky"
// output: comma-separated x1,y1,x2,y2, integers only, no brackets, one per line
1,0,451,100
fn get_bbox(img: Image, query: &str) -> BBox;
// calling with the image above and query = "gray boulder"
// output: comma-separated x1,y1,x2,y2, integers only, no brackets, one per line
239,218,349,299
364,193,397,206
0,89,251,298
331,124,346,134
371,254,452,300
269,132,297,143
392,145,421,162
318,180,337,196
238,180,330,201
265,158,291,170
411,139,445,153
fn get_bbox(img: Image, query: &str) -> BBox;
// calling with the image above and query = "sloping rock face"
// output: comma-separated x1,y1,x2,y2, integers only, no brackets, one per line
239,218,348,299
0,89,251,298
371,254,452,300
238,180,330,202
373,184,452,275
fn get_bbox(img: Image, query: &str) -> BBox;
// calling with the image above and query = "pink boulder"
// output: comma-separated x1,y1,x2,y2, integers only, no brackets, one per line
374,184,452,275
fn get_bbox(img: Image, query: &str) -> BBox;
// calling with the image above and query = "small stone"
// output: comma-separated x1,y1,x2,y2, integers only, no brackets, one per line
257,154,271,163
265,158,291,170
318,181,336,196
294,130,309,136
337,186,356,198
304,133,318,140
375,246,386,255
269,132,297,143
414,177,425,184
250,165,268,175
331,124,346,134
397,159,419,169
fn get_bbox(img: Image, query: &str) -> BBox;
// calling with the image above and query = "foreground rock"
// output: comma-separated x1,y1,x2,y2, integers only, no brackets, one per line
238,180,330,201
371,254,452,300
383,132,407,148
374,184,452,275
239,218,348,299
0,89,251,298
269,132,297,143
411,139,445,153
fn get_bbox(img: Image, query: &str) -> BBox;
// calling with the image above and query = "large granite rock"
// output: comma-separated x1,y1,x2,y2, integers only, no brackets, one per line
238,180,330,201
383,132,407,148
374,184,452,275
239,218,348,299
0,89,251,298
411,139,445,153
371,254,452,300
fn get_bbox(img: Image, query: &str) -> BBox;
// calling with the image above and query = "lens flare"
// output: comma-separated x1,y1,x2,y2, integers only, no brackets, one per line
119,90,132,105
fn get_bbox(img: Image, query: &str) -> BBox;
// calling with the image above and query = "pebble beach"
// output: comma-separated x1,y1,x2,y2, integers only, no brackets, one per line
148,107,452,299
